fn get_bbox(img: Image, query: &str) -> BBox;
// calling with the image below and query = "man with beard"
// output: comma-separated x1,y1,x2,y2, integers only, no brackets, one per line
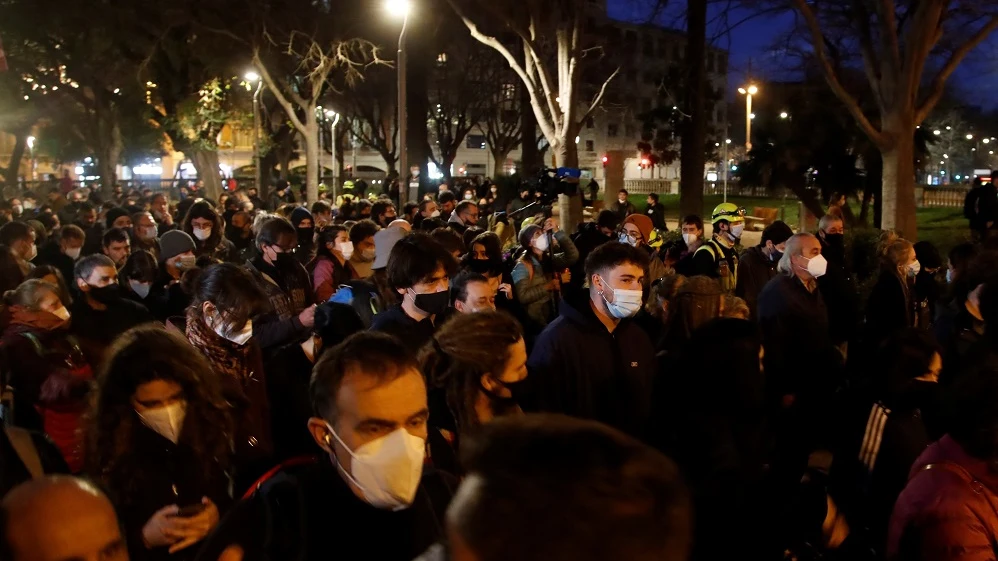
69,254,153,364
816,214,859,356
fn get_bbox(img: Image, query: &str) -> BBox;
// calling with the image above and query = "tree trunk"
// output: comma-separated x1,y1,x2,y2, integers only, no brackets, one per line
554,138,583,234
491,148,512,176
190,149,223,201
304,115,320,204
880,115,918,239
679,0,707,219
3,132,28,190
519,85,540,175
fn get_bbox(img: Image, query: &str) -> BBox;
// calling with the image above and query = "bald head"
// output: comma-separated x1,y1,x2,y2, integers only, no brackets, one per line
1,476,127,561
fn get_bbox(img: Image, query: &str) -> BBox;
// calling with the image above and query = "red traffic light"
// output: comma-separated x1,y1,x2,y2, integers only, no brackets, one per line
641,158,650,167
601,155,608,163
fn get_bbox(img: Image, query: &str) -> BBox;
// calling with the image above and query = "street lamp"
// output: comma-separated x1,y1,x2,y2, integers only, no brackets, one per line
967,134,974,140
723,138,732,202
738,84,758,152
26,136,36,181
245,71,264,193
779,111,788,119
387,0,411,207
325,109,340,199
933,130,941,136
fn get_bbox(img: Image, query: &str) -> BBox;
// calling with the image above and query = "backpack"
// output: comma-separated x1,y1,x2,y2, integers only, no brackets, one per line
328,280,382,328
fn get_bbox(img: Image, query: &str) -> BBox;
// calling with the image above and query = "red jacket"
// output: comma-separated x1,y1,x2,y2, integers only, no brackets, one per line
888,435,998,561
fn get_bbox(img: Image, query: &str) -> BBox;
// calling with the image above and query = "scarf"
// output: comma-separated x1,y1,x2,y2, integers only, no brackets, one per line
185,308,254,383
8,306,67,332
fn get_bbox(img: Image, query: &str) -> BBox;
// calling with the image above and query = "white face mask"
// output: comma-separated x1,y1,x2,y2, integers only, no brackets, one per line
51,306,70,321
138,400,187,444
64,246,81,260
682,233,698,246
946,268,954,284
192,227,212,241
210,311,253,346
907,260,921,277
336,241,354,260
175,254,197,270
598,275,643,319
618,232,639,247
326,424,426,510
129,279,151,299
139,226,158,241
25,244,37,261
729,224,745,239
533,233,550,252
802,254,828,278
430,210,441,218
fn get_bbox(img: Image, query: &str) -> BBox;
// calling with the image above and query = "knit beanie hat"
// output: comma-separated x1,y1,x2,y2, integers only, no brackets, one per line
159,230,196,263
105,207,130,229
622,214,653,242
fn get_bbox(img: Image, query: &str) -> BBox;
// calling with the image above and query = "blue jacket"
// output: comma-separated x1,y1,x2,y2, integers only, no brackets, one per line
525,290,656,438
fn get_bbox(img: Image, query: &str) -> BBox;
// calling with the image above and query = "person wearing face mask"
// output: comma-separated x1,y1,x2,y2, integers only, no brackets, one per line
370,233,458,354
414,199,439,230
347,219,379,280
913,241,944,327
0,221,38,276
866,239,925,349
70,255,154,366
757,233,838,491
815,214,860,354
225,211,255,259
619,214,669,281
420,311,527,474
197,332,456,561
673,215,706,276
309,225,358,302
447,200,479,235
131,211,161,260
182,200,238,263
150,230,198,323
290,206,316,266
610,189,636,222
245,217,315,350
525,242,655,438
693,203,744,293
184,264,274,485
511,220,578,330
735,220,793,320
371,199,398,228
120,250,158,305
84,326,231,561
0,280,92,472
35,224,84,285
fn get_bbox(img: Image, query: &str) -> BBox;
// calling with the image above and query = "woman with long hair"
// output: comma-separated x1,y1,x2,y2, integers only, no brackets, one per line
85,326,232,561
420,311,526,472
309,225,357,302
867,239,924,345
183,263,272,482
181,199,237,263
1,279,89,471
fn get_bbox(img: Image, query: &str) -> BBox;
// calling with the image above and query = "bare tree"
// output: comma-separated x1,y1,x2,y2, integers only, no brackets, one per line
253,35,381,202
788,0,997,238
336,65,399,177
480,60,523,177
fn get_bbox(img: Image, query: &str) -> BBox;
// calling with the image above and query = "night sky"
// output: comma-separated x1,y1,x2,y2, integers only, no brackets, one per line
607,0,998,111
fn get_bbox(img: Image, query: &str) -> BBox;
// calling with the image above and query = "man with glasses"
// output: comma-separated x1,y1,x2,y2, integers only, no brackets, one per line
619,214,669,281
247,216,316,349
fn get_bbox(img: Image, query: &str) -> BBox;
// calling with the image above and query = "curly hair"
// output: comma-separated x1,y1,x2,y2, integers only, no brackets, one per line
420,311,523,433
182,199,225,250
84,325,233,496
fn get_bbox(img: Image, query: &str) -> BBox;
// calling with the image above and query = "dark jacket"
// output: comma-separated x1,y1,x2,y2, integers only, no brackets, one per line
525,290,656,438
1,427,69,498
888,435,998,561
757,273,836,400
69,295,155,365
194,237,239,263
645,202,667,230
866,267,922,345
369,305,442,355
817,236,861,345
934,300,984,386
264,343,318,463
735,245,778,320
246,257,313,350
610,200,636,221
107,424,231,561
568,222,614,292
149,268,193,323
194,457,456,561
34,240,76,286
693,237,738,292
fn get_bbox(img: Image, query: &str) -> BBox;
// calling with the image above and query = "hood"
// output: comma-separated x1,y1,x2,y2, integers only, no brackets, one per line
909,434,998,491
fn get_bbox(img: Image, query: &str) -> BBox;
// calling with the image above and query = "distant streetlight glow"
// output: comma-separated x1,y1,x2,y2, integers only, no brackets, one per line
967,134,974,140
386,0,410,16
747,85,758,95
738,84,758,152
26,136,35,149
749,113,756,120
244,71,259,82
933,130,941,135
725,139,731,144
779,111,788,119
984,138,991,144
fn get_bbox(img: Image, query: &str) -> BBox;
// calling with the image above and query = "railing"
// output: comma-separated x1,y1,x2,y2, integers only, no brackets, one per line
623,179,775,198
919,185,967,208
4,178,258,201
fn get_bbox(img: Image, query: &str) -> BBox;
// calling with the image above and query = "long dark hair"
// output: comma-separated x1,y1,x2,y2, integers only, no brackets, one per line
182,199,225,250
420,311,523,432
84,326,233,494
188,263,267,332
311,225,347,269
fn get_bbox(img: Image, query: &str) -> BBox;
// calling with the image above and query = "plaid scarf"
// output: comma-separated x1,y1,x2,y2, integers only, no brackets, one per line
185,308,254,383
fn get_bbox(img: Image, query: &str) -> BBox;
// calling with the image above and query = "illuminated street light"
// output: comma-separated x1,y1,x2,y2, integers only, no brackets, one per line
967,134,974,140
725,139,731,144
933,130,941,135
386,0,411,16
244,71,260,82
749,113,756,120
779,111,789,119
738,84,758,152
26,136,35,149
984,138,991,144
246,70,264,192
388,0,412,207
943,154,949,159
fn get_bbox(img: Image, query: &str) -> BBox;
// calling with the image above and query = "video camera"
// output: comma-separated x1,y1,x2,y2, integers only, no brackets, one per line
529,167,582,205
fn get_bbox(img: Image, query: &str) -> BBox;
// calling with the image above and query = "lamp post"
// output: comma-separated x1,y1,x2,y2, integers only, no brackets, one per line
26,136,36,181
737,84,758,153
387,0,411,207
245,71,263,193
723,138,731,202
326,109,340,199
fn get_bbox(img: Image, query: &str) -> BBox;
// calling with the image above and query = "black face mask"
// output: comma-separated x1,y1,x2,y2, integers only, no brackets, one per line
411,288,450,316
466,258,494,275
771,250,784,263
824,233,844,247
297,227,315,245
88,283,121,304
481,377,529,417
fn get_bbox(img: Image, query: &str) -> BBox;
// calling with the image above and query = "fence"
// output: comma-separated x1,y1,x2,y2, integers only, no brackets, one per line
918,185,967,208
4,178,259,201
623,179,779,198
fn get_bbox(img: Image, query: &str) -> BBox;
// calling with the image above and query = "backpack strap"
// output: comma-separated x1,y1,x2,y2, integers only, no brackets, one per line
5,426,44,478
694,241,718,260
19,332,44,356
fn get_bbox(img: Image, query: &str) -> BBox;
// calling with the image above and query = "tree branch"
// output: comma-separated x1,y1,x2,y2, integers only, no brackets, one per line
253,49,308,135
916,15,998,123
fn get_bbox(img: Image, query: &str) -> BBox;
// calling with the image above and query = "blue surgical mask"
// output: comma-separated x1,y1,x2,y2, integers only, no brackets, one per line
946,268,954,284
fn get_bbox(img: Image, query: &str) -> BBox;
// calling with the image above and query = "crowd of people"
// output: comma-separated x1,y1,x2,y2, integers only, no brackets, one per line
2,175,998,561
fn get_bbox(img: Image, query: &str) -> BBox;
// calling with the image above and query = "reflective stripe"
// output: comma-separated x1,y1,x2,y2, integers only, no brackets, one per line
859,403,890,472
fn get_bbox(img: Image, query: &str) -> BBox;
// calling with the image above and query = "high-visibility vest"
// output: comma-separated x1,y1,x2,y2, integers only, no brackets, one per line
694,238,738,292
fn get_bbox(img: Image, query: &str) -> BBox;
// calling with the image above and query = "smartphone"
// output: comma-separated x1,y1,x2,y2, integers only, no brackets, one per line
176,503,206,518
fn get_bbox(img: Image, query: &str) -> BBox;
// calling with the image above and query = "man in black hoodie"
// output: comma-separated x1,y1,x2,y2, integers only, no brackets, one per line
526,242,654,439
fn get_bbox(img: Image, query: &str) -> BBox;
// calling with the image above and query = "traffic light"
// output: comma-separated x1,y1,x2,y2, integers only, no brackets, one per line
640,158,650,169
601,155,608,167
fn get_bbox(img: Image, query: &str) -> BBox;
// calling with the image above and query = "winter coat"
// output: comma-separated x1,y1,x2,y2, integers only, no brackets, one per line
246,257,313,350
526,289,656,438
309,255,356,303
817,237,861,346
34,240,76,288
193,236,239,263
510,232,578,328
735,245,779,320
887,435,998,561
693,237,739,292
369,305,441,355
